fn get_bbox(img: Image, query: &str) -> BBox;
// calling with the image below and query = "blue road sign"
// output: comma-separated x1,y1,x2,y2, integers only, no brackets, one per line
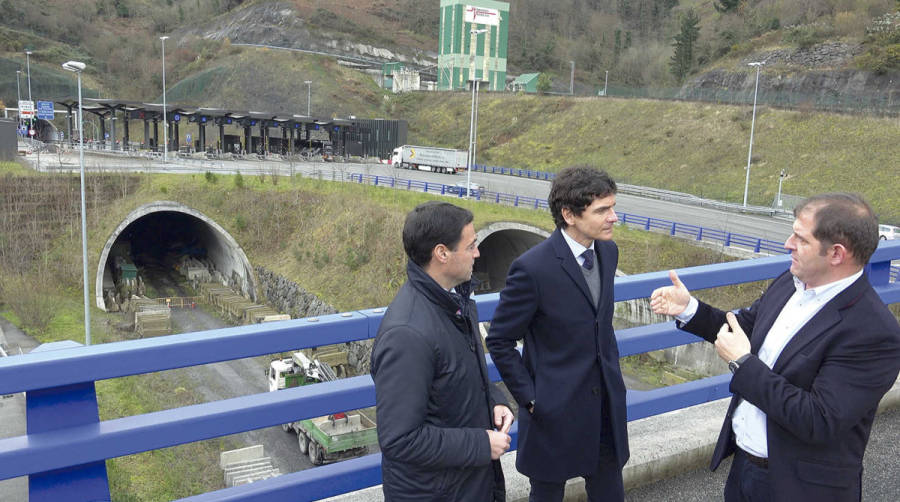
36,101,55,120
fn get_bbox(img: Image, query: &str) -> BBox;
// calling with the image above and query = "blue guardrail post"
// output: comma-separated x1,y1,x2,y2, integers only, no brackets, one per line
26,341,111,502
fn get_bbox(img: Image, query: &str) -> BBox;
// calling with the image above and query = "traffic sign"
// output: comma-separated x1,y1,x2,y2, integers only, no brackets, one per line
28,128,35,136
18,100,35,119
186,133,192,143
36,101,55,120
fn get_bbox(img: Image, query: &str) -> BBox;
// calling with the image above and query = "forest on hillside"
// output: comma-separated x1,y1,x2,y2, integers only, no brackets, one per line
1,0,897,104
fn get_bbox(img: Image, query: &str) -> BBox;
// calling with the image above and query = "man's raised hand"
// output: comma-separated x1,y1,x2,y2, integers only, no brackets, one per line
650,270,691,317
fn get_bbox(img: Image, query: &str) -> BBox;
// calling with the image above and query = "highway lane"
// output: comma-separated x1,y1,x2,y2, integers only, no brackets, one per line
31,151,795,245
325,161,795,244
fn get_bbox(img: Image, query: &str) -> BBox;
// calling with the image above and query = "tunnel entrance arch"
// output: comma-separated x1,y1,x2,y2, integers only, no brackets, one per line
474,223,550,294
95,201,257,311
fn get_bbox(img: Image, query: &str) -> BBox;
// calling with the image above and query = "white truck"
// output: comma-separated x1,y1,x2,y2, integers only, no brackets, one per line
268,352,377,465
391,145,468,174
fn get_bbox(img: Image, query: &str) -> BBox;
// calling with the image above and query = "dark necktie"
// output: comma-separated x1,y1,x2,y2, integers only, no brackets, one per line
581,249,594,270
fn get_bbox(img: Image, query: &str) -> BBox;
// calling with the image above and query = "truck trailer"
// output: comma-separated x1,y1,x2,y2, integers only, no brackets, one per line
268,352,377,465
391,145,468,174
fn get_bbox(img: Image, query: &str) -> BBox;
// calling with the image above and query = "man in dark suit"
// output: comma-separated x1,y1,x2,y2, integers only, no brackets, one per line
651,192,900,502
372,202,513,501
487,166,629,502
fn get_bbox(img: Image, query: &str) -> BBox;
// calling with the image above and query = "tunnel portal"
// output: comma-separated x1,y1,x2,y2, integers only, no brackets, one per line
474,223,550,293
95,202,256,311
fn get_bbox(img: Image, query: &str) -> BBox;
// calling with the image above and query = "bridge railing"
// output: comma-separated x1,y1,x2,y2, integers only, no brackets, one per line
1,240,898,501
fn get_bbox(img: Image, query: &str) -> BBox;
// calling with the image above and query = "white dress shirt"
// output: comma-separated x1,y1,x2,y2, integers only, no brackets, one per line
677,270,863,458
560,229,593,266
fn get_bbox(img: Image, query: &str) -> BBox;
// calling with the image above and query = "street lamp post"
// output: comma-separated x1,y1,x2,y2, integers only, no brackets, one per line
305,80,312,116
25,50,32,102
160,36,169,162
62,60,91,346
15,70,21,125
569,60,575,95
467,28,488,199
775,169,786,210
25,50,33,143
743,61,764,208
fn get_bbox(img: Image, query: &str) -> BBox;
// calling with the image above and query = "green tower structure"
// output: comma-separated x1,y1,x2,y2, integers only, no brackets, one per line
438,0,509,92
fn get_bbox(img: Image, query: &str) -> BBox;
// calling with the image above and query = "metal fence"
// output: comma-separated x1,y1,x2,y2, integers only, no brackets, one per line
1,241,898,501
348,172,786,255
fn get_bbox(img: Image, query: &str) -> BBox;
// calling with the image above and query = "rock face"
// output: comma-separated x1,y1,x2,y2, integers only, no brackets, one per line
750,42,864,69
254,266,373,374
682,43,899,113
178,1,436,67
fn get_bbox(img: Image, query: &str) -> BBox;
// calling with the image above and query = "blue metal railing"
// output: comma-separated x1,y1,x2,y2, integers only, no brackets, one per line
1,240,898,501
350,173,784,254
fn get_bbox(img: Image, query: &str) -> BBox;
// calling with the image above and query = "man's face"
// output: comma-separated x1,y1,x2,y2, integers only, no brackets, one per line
785,209,831,288
563,194,618,246
447,223,480,285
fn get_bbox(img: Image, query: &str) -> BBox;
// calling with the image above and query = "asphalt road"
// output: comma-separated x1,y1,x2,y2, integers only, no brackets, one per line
31,151,796,244
167,306,315,478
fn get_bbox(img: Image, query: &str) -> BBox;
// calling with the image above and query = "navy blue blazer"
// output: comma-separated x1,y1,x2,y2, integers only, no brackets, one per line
680,270,900,502
486,228,629,482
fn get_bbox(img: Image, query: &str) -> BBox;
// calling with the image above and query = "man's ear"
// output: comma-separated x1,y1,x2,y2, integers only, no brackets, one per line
829,243,849,266
561,207,575,227
433,244,449,264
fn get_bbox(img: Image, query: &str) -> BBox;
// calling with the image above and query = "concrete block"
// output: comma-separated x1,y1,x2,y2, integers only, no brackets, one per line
233,469,280,486
220,444,264,469
225,464,277,486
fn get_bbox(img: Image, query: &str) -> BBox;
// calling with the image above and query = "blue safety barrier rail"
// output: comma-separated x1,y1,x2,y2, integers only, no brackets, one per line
1,240,898,502
470,164,556,181
349,173,785,254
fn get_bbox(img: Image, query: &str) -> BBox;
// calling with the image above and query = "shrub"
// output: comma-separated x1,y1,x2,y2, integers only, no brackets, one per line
233,171,244,189
204,171,217,184
784,23,834,48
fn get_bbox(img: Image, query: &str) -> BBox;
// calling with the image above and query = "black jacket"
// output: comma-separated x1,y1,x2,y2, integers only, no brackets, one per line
371,261,507,501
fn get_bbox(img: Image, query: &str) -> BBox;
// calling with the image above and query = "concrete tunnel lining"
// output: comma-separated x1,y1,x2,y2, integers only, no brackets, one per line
475,223,550,293
95,201,257,311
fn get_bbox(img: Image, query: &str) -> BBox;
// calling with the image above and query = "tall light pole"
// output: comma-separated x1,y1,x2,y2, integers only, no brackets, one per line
569,60,575,95
25,50,33,143
63,60,91,346
305,80,312,116
160,36,169,162
775,169,786,210
467,28,488,199
15,70,21,123
743,61,764,208
25,50,32,102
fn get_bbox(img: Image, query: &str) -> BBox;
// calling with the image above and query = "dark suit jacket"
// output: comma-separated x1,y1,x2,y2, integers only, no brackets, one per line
680,270,900,502
486,229,629,482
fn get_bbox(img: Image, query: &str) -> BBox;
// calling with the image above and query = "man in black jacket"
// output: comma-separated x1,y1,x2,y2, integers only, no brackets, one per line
371,201,514,502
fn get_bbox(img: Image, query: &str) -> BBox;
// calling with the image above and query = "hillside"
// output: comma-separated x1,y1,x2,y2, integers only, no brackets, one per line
0,1,897,219
391,92,900,222
2,0,897,108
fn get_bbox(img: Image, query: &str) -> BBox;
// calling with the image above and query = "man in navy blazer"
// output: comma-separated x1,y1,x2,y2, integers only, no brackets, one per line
487,166,629,502
651,192,900,502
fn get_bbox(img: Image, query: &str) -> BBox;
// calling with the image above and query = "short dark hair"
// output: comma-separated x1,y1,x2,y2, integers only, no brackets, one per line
794,192,878,265
549,165,618,228
403,201,474,267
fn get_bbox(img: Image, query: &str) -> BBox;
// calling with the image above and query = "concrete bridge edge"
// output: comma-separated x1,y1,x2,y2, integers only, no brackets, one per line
324,377,900,502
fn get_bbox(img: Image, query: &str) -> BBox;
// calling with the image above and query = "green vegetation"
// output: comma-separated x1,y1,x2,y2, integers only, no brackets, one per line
670,9,701,82
392,92,900,222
